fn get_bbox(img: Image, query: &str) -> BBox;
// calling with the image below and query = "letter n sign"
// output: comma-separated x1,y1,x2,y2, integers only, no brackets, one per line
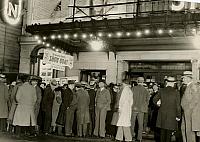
0,0,23,25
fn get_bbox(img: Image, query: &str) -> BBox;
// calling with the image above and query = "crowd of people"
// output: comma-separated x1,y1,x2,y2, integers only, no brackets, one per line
0,71,200,142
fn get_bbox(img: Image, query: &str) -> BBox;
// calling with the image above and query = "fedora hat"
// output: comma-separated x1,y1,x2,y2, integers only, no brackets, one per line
182,71,193,78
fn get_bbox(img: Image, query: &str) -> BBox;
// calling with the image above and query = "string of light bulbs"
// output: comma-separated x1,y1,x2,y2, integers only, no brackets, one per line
34,28,198,52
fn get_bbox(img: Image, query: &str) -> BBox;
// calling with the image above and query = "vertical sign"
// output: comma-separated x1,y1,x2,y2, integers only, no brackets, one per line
0,0,23,25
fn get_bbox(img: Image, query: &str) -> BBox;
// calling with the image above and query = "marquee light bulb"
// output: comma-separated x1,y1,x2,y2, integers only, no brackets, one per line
108,33,112,38
158,29,163,34
34,35,39,40
82,34,87,39
136,31,142,37
43,36,47,40
42,42,45,45
58,35,61,38
52,46,55,49
51,35,56,39
73,34,78,38
56,49,59,52
37,40,42,44
89,34,93,37
126,32,131,36
64,34,69,39
46,43,50,47
98,32,103,37
144,29,150,35
116,32,122,37
169,29,173,34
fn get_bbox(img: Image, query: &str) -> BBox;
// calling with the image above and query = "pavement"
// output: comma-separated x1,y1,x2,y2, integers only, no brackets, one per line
0,132,155,142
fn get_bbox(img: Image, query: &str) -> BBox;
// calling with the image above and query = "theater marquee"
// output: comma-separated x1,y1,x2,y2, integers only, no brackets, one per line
0,0,23,25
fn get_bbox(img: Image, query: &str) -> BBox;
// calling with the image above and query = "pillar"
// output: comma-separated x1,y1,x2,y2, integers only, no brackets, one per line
117,60,129,83
191,59,199,81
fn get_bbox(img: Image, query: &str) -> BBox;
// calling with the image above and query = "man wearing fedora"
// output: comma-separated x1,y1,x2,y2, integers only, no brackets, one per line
181,71,200,142
131,77,149,142
0,74,9,132
153,76,181,142
41,79,58,135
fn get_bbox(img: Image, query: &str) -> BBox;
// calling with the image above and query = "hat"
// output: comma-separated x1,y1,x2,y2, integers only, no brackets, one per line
167,76,176,82
89,81,95,86
182,71,193,78
0,74,5,78
137,77,144,83
50,79,57,86
75,82,82,88
68,80,75,85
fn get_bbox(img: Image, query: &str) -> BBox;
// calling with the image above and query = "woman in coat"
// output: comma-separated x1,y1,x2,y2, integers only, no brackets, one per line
153,77,181,142
115,80,133,142
75,83,90,137
12,80,37,135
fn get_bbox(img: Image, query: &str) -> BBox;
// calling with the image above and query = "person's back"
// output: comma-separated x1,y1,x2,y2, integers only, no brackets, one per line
132,84,149,113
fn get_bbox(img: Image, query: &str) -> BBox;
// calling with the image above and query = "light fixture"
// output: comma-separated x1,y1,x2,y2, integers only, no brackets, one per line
73,33,78,38
51,35,56,39
169,29,173,34
144,29,150,35
158,29,163,34
136,31,142,37
57,35,61,39
64,34,69,39
37,40,42,44
34,35,39,40
108,33,112,38
89,34,93,37
46,43,50,47
82,34,87,39
116,32,122,37
126,32,131,36
98,32,103,37
89,39,104,51
43,36,47,40
192,28,197,33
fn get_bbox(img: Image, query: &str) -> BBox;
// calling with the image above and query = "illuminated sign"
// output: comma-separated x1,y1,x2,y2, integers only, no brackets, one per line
0,0,23,25
174,0,200,3
172,1,200,11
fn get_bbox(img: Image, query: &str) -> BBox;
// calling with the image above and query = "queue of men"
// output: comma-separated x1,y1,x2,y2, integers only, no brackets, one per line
0,71,200,142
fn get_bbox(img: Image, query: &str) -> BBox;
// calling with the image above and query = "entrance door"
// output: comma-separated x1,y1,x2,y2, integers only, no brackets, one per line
80,70,106,82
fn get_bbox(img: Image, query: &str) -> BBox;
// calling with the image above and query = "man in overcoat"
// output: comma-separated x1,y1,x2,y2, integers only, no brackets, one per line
0,74,9,132
181,71,200,142
75,82,90,137
94,81,111,138
131,77,149,142
153,76,181,142
115,79,133,142
41,79,57,135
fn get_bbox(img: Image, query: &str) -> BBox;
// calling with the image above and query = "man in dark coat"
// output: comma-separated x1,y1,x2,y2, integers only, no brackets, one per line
41,79,57,135
56,81,74,136
153,76,181,142
88,81,96,136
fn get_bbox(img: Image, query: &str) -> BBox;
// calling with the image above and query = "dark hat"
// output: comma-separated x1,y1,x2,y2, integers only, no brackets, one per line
167,76,176,82
68,80,75,85
75,82,82,88
50,79,57,86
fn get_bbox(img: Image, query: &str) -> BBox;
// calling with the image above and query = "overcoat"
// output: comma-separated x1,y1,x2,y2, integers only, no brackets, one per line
153,86,181,130
95,88,111,111
56,88,73,125
52,91,62,126
116,85,133,127
34,86,42,120
76,88,90,125
13,82,37,126
0,81,9,118
181,82,200,132
41,86,55,112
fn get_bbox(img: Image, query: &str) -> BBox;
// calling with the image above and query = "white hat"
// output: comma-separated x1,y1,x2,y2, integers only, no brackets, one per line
182,71,193,78
167,76,176,82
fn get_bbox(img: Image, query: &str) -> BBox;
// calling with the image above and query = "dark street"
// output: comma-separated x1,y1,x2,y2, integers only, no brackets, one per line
0,132,155,142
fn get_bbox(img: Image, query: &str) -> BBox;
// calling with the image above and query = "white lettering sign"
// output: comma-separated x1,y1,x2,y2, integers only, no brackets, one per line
172,1,199,11
2,0,22,25
43,49,74,70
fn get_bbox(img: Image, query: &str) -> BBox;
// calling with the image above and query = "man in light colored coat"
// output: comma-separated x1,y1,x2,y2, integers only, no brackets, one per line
181,71,200,142
13,76,37,135
131,77,149,142
116,79,133,142
0,74,9,132
94,81,111,138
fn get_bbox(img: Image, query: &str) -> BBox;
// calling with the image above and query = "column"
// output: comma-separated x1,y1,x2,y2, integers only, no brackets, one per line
191,59,199,81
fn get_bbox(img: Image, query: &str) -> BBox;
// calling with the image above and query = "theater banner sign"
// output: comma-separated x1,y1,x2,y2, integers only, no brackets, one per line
0,0,23,25
43,49,74,71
